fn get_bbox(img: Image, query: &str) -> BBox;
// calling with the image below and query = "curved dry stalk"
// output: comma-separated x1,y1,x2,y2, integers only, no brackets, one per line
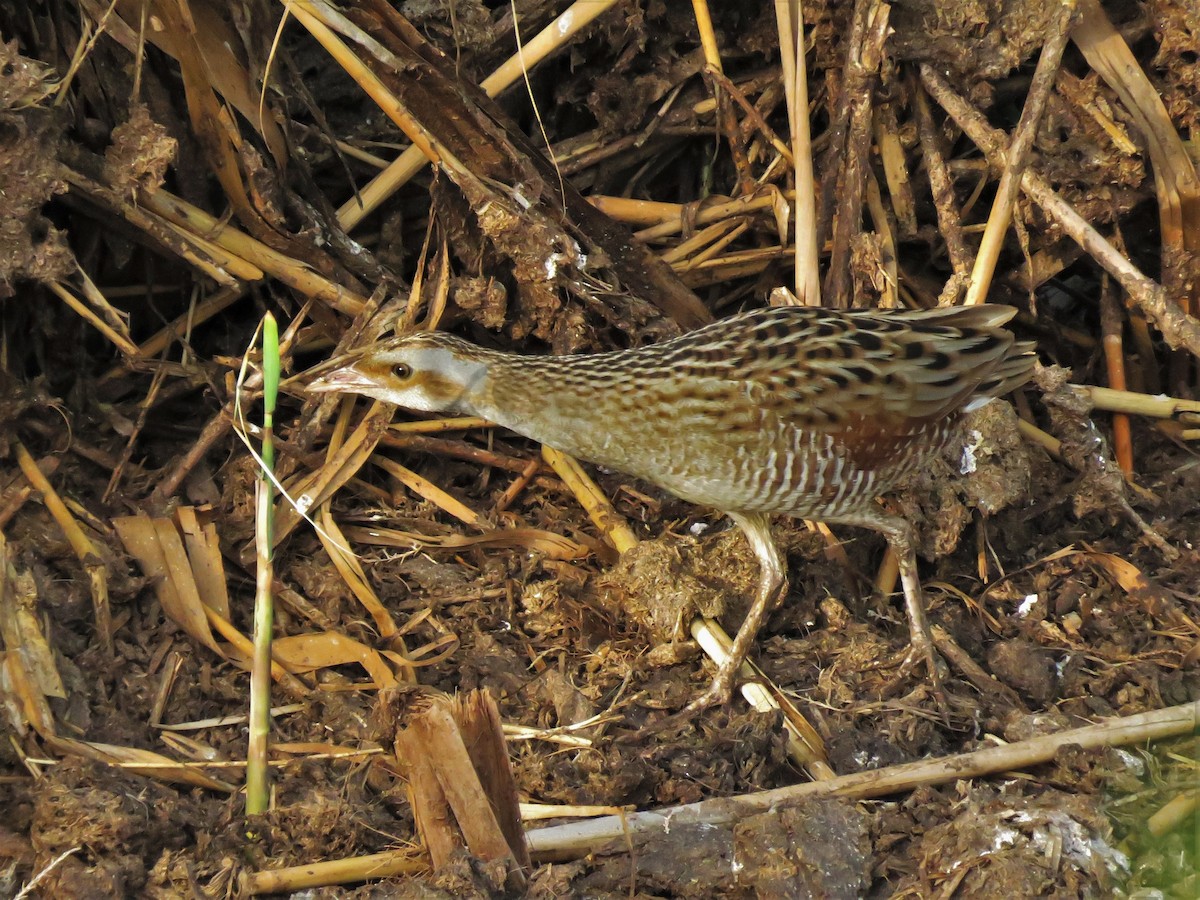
540,446,637,554
14,441,110,653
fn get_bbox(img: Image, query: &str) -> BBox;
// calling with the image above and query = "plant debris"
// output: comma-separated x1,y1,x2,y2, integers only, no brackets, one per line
1,0,1198,895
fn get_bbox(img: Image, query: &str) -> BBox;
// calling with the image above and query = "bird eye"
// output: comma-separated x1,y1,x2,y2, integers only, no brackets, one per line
393,363,413,380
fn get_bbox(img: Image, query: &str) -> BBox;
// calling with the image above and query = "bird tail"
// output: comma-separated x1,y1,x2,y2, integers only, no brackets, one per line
888,304,1035,402
976,339,1037,400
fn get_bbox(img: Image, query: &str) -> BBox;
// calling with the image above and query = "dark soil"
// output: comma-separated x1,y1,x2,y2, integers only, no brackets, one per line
1,0,1198,897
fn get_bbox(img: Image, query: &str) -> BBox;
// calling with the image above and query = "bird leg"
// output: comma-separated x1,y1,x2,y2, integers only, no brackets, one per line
691,512,786,711
863,511,945,689
644,513,785,732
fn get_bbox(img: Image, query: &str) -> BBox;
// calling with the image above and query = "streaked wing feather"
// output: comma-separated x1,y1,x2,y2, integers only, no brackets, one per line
716,306,1030,431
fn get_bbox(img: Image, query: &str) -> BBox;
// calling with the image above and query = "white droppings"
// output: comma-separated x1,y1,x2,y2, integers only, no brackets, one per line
990,825,1021,851
960,429,983,474
1017,593,1039,617
543,239,582,281
1113,748,1145,777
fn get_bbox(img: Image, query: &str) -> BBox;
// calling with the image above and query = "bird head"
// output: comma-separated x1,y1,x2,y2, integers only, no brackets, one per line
306,332,489,415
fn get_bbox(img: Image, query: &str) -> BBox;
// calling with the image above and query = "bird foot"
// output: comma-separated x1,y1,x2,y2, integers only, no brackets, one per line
897,639,948,688
624,675,735,741
880,640,949,713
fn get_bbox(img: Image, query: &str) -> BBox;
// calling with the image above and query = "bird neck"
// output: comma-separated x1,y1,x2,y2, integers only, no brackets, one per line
468,350,632,464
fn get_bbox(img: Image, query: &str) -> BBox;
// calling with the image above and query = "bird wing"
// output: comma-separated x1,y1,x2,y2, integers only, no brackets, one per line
721,306,1023,433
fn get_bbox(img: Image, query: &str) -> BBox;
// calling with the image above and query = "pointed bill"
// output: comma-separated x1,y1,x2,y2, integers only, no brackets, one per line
306,362,381,394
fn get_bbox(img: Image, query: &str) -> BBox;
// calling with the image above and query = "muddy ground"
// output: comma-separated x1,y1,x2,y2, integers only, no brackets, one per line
1,0,1198,896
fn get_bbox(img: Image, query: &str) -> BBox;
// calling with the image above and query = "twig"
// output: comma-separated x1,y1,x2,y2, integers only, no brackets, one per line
911,77,972,289
823,0,890,308
1084,386,1200,418
872,97,917,238
865,171,899,308
525,700,1200,861
375,456,486,529
1100,278,1134,474
920,65,1200,357
14,441,111,654
242,851,423,894
100,285,243,381
633,189,794,241
47,280,139,356
706,67,794,164
14,848,81,900
775,0,821,304
540,446,637,553
1148,789,1200,838
383,432,532,474
335,0,622,226
493,456,541,515
964,0,1077,306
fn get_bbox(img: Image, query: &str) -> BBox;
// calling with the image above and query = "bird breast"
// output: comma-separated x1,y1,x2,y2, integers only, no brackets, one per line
478,358,951,517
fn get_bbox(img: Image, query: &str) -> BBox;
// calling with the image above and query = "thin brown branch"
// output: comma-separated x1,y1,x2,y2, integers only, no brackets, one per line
921,65,1200,357
526,701,1200,862
964,0,1077,306
823,0,890,308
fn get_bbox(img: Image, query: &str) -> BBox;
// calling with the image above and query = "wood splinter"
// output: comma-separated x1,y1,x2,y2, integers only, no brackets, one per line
392,688,529,890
